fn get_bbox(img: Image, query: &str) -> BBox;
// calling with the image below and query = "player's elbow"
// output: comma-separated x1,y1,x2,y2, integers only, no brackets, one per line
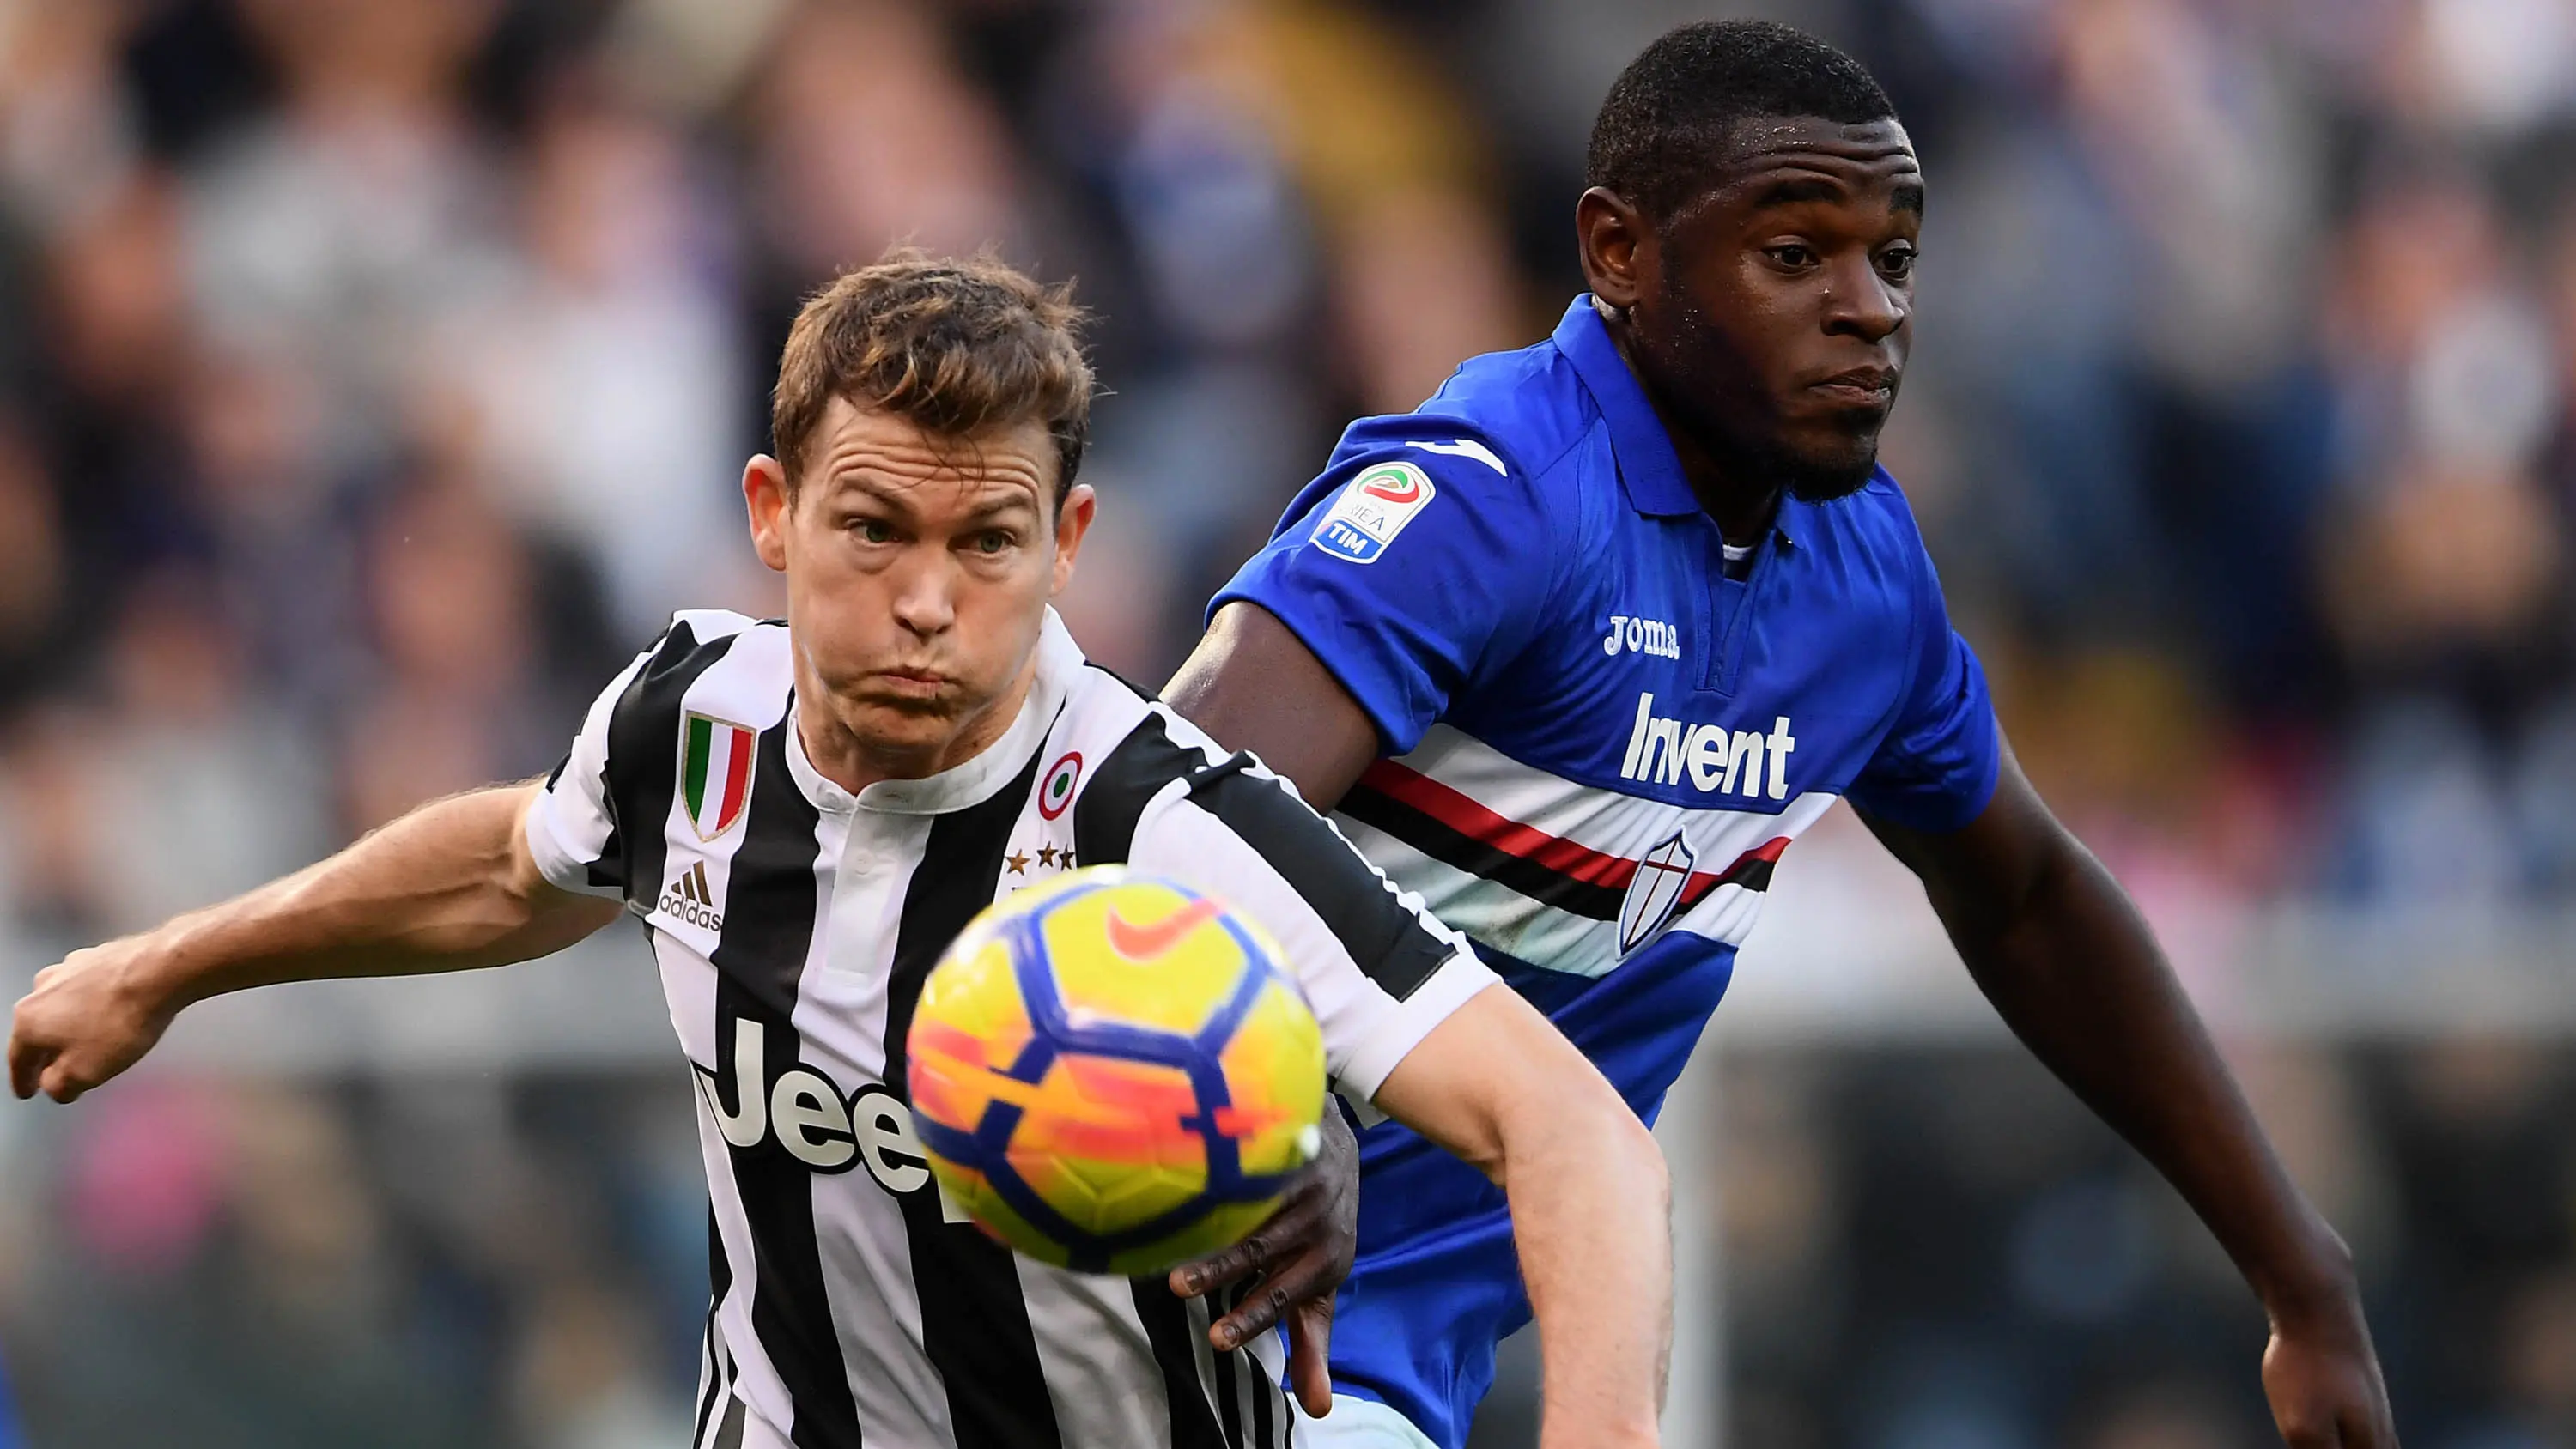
1601,1094,1670,1212
1492,1066,1668,1204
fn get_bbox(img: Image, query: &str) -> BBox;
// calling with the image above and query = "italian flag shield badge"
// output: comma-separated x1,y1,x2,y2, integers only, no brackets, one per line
681,713,756,840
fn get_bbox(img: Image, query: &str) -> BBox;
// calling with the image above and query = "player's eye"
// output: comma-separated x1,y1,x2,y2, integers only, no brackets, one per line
1877,246,1917,282
1765,243,1816,270
853,518,895,544
973,530,1013,555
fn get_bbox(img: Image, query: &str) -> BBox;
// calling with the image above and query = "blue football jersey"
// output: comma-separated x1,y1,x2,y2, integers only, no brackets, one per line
1212,296,2002,1447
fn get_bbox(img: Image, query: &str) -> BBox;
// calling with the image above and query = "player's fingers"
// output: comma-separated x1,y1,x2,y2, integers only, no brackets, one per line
1209,1267,1297,1349
1285,1299,1334,1419
1208,1232,1346,1347
1170,1243,1255,1299
1172,1193,1321,1299
5,1021,38,1100
2342,1397,2395,1449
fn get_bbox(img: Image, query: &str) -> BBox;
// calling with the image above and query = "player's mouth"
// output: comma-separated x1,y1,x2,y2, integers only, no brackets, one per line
870,669,952,700
1806,367,1898,409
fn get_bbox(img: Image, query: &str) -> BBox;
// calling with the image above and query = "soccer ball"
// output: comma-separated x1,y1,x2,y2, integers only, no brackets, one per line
906,866,1328,1276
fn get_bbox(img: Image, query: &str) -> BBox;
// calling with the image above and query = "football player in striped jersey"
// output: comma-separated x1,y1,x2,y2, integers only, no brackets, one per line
9,252,1674,1449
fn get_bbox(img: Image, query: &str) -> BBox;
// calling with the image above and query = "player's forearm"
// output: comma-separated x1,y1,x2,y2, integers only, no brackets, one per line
1954,836,2352,1314
1501,1094,1673,1449
1374,985,1675,1446
144,784,592,1009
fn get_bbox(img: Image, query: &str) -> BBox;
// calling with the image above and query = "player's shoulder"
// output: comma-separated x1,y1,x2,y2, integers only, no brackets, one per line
1047,661,1303,816
1046,665,1237,858
615,609,793,733
1054,664,1226,787
645,608,774,664
1336,335,1597,493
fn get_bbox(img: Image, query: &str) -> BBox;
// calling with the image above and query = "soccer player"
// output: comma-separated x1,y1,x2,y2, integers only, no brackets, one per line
1168,20,2400,1449
7,255,1674,1449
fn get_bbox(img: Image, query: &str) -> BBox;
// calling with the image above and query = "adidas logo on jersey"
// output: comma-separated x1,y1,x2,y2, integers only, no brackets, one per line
660,861,723,931
1603,615,1681,659
1619,692,1796,801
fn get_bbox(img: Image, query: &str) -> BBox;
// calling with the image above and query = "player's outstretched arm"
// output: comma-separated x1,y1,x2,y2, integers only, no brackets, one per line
1860,747,2398,1449
1375,983,1673,1449
8,783,620,1103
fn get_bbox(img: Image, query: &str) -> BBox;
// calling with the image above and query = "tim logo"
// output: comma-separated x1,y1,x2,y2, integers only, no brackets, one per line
1311,462,1437,564
660,861,723,931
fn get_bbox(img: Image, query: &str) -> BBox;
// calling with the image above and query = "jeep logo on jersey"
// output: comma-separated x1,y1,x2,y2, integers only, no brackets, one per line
701,1019,945,1203
1310,461,1437,564
1620,830,1696,954
659,861,722,931
1619,693,1796,800
681,712,756,840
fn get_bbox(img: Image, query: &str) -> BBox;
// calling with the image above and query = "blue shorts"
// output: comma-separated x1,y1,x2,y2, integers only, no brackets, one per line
1327,937,1733,1449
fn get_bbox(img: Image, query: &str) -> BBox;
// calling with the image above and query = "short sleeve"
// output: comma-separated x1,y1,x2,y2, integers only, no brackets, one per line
1844,541,2002,834
524,646,654,899
1126,755,1497,1116
1211,426,1564,755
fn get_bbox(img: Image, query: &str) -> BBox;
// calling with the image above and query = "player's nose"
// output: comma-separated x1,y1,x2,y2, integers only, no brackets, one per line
1820,257,1905,343
887,555,959,636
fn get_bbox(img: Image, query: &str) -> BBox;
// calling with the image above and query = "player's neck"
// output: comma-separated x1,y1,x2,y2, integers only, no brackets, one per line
1665,426,1782,547
1600,312,1781,546
793,652,1042,797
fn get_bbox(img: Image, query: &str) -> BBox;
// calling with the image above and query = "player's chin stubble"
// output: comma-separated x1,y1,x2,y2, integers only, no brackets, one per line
1778,435,1882,502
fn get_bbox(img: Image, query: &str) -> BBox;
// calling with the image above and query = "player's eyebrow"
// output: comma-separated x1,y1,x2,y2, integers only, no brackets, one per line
960,492,1040,522
1746,176,1849,210
1740,173,1925,218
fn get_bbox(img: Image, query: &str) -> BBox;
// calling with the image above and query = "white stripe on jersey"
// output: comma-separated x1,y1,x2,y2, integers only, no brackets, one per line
525,609,1483,1449
1338,722,1839,977
1390,723,1829,864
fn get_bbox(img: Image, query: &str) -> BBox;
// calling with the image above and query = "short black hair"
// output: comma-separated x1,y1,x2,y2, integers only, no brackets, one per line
1586,20,1896,223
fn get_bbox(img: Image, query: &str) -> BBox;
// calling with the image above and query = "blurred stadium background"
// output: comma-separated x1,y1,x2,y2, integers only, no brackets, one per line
0,0,2573,1445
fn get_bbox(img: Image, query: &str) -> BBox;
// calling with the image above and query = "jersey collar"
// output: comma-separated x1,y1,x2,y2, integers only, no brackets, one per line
1553,295,1702,519
786,609,1082,815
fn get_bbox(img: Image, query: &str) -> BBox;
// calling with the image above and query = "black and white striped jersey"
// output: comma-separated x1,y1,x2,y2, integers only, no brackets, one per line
523,608,1497,1449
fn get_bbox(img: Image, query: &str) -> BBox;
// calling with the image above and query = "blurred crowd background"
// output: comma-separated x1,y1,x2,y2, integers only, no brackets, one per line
0,0,2573,1445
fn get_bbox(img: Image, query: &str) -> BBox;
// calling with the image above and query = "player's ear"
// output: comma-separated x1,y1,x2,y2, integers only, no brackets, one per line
745,454,792,573
1050,482,1097,597
1577,186,1649,312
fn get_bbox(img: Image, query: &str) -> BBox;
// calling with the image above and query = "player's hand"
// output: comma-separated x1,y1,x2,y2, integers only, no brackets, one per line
8,936,181,1103
2260,1264,2398,1447
1170,1104,1359,1418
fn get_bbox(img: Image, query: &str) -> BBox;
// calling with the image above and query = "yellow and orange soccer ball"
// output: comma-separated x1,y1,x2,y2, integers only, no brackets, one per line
905,867,1328,1276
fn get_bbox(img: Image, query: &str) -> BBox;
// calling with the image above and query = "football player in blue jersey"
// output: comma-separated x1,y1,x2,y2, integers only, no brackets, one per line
1163,18,2397,1449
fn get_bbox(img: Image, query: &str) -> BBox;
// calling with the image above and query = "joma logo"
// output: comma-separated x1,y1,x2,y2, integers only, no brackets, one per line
1603,615,1680,659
